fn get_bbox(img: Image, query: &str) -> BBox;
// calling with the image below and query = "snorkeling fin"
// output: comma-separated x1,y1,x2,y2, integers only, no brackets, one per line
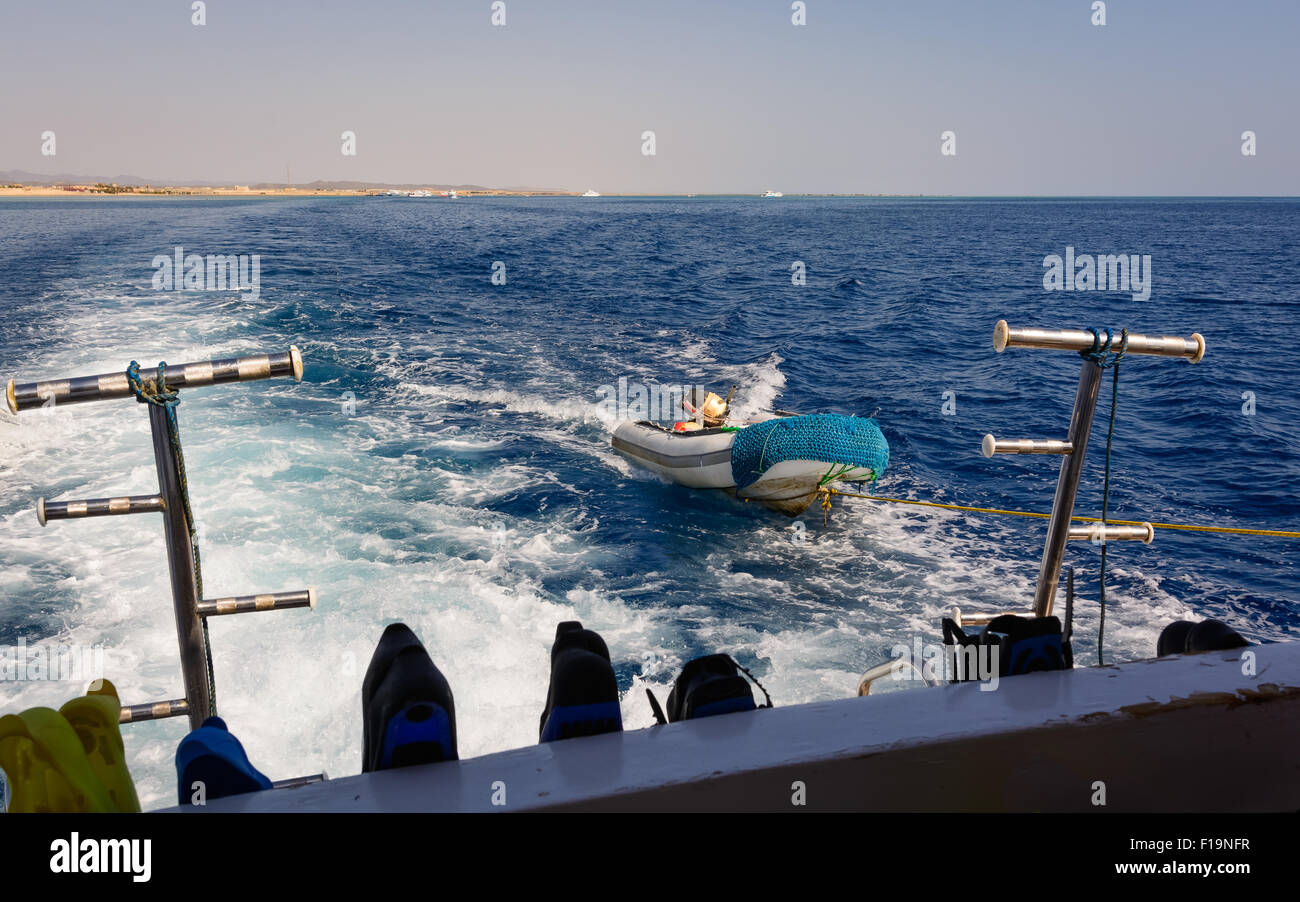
1157,620,1196,657
1184,619,1249,652
59,679,140,813
362,622,457,772
0,705,117,813
539,621,622,742
1158,618,1249,657
175,716,273,805
666,654,769,721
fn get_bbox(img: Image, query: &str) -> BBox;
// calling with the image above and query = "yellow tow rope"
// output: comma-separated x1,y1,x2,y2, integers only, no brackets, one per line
821,488,1300,539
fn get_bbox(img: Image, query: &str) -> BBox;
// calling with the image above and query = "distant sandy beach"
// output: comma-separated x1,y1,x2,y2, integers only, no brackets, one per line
0,185,578,198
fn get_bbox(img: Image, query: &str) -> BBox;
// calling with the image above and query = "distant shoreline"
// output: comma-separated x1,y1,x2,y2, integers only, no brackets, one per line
0,185,570,198
0,184,939,199
1,187,1287,200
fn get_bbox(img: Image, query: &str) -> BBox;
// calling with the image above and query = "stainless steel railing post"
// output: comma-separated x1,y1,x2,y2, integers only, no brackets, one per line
1032,359,1104,618
148,403,212,730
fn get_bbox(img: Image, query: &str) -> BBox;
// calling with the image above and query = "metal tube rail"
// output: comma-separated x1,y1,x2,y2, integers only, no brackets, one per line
953,609,1037,627
982,436,1073,457
149,403,212,731
119,698,190,724
6,346,302,413
198,588,317,618
1067,523,1154,544
272,773,329,790
857,659,940,696
993,321,1204,362
37,494,165,526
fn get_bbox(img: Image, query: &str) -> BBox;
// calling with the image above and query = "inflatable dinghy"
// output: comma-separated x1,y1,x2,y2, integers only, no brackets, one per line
612,412,889,515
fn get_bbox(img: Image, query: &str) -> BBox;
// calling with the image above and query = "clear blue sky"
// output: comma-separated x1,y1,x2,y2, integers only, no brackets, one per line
2,0,1296,193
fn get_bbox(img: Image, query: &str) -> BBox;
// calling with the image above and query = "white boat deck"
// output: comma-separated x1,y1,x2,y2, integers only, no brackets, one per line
172,641,1300,813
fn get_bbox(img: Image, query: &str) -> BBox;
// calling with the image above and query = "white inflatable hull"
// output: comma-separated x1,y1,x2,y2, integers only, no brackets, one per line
611,421,735,489
611,421,877,515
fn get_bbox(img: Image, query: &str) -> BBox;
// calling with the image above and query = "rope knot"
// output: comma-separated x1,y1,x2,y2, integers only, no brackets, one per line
126,360,180,406
1080,328,1130,369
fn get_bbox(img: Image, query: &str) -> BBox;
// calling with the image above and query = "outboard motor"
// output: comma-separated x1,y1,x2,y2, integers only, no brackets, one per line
539,622,623,742
681,386,733,428
362,622,458,772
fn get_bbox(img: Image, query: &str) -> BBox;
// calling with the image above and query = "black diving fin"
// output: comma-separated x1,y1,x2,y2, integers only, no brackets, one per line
361,622,458,772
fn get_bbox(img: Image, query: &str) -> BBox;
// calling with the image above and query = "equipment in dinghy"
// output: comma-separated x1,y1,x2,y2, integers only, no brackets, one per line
612,412,889,515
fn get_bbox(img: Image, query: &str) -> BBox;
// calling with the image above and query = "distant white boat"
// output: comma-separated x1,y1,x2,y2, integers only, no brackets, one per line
762,190,783,198
582,189,600,197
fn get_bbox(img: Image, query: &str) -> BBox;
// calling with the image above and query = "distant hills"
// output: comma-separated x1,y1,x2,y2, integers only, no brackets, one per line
0,169,186,187
0,170,558,192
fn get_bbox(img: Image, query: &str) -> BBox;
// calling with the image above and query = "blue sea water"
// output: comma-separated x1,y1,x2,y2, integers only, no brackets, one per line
1,195,1297,807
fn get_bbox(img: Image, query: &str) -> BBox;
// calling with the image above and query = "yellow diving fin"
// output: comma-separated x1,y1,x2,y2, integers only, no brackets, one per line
59,679,140,813
0,706,115,813
0,680,139,813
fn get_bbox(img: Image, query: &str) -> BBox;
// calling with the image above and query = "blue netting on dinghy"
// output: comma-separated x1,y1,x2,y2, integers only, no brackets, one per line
730,414,890,490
